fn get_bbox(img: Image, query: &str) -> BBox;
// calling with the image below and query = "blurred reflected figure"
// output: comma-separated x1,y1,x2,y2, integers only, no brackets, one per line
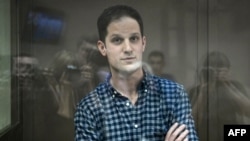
45,50,80,119
189,51,250,141
76,35,109,84
44,49,94,141
12,53,40,88
147,50,175,81
44,48,106,140
12,53,53,141
75,36,96,67
42,38,109,140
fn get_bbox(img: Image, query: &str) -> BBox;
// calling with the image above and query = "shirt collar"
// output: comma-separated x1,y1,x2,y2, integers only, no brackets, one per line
104,69,153,96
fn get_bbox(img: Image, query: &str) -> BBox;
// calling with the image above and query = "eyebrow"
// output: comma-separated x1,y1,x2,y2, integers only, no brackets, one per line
110,34,122,38
130,32,141,36
110,32,141,38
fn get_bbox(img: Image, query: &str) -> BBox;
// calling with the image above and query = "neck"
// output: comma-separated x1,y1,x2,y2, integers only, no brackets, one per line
110,68,144,104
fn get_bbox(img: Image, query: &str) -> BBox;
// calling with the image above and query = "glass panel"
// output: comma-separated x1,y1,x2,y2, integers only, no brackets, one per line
20,1,201,141
189,0,250,141
0,0,11,134
18,0,250,141
208,0,250,140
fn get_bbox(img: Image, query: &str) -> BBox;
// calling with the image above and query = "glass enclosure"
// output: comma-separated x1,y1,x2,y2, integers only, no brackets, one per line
0,0,11,135
1,0,250,141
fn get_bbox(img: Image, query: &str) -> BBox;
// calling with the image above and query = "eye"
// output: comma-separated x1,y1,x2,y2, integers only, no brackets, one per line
130,36,139,42
111,37,123,44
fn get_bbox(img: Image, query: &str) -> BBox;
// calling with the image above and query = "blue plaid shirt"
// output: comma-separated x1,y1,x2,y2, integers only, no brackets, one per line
74,72,199,141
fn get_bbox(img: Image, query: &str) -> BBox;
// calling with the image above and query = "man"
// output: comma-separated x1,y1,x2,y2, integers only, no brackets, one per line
12,53,54,141
189,51,250,141
12,53,40,87
148,50,175,81
74,5,198,141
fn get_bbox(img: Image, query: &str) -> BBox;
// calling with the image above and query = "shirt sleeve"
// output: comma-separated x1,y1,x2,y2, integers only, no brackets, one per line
174,85,199,141
74,103,99,141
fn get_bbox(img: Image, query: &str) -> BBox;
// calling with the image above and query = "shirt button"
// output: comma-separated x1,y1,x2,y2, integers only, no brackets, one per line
144,89,147,92
181,91,185,96
126,102,130,106
134,124,138,128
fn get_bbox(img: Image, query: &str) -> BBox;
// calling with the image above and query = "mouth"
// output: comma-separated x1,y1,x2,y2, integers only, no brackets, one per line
121,57,136,60
120,57,136,64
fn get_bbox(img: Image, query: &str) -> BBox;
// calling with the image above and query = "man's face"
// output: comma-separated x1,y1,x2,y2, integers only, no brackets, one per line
76,42,95,66
148,56,164,75
12,56,39,87
13,56,39,77
208,66,230,81
98,16,146,74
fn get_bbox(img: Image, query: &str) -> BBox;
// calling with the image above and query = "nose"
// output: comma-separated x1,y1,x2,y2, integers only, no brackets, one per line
123,40,132,53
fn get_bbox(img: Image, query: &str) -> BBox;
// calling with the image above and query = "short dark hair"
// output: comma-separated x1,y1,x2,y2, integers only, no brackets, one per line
203,51,231,69
76,35,98,50
97,5,144,42
148,50,165,61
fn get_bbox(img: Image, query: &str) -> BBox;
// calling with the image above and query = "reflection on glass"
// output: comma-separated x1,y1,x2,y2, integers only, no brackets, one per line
189,51,250,141
0,55,11,134
0,0,11,134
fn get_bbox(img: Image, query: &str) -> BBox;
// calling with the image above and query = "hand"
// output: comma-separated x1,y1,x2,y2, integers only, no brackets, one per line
80,64,94,81
165,123,189,141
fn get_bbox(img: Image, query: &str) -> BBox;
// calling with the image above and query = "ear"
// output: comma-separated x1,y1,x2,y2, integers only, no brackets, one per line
142,36,146,52
97,40,107,56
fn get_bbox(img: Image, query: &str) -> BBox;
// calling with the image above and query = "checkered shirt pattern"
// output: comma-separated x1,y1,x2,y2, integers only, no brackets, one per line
74,72,199,141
